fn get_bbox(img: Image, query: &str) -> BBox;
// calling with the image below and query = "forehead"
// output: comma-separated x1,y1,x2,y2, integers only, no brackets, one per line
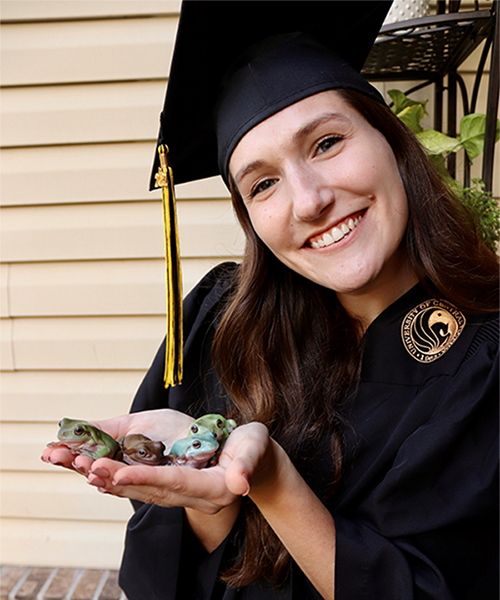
229,91,366,170
253,90,355,131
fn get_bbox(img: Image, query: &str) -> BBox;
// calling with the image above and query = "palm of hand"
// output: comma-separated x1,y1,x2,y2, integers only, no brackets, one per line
94,409,194,448
42,409,194,474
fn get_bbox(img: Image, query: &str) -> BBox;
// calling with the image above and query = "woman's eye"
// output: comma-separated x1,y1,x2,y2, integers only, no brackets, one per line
316,135,342,155
251,178,276,197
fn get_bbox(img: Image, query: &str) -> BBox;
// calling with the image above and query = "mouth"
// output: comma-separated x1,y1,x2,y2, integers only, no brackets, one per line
307,210,365,249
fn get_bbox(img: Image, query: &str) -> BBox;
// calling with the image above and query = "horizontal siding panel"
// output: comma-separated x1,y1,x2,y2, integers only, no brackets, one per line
1,471,133,522
9,259,165,317
0,518,127,569
0,371,143,423
1,0,179,21
10,315,165,370
1,200,243,262
176,176,231,200
1,17,176,86
7,257,237,317
1,201,164,262
1,422,66,471
1,144,230,206
1,81,167,147
1,264,9,317
1,318,14,370
1,142,159,206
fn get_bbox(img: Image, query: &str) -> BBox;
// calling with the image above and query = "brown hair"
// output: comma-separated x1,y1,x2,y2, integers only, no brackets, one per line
212,89,499,588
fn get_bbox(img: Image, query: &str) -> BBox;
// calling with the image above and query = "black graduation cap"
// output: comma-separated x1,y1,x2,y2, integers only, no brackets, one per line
152,0,393,387
151,0,393,189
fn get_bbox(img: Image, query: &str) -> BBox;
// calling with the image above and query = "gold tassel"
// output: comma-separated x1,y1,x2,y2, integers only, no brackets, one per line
155,145,183,387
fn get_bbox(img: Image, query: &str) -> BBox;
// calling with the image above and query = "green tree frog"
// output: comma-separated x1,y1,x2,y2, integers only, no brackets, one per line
189,414,237,465
189,414,237,443
49,418,122,460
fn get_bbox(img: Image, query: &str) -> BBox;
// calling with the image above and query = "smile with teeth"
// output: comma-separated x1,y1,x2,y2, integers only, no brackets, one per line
309,213,364,249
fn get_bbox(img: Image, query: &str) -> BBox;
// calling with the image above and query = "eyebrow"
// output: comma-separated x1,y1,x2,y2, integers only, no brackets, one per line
233,159,268,187
233,111,351,186
292,111,351,145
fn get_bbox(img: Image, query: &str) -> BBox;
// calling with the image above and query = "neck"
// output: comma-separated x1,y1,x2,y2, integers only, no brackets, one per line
337,259,419,332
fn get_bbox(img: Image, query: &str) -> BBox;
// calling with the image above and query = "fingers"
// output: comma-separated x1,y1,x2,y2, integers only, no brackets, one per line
87,457,128,487
41,446,96,476
86,459,237,513
41,445,76,469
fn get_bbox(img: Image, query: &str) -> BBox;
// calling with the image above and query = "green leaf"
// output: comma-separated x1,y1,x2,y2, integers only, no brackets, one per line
388,89,428,117
459,113,500,160
397,105,425,133
417,129,461,155
460,178,500,252
459,114,486,160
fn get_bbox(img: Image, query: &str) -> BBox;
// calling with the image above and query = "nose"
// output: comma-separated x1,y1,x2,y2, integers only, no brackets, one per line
288,166,335,222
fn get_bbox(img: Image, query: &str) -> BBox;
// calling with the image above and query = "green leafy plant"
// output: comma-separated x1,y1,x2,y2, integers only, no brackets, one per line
388,89,500,251
461,178,500,252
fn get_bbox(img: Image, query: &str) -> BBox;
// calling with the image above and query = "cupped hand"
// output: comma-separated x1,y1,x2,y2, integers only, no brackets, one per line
86,422,276,513
41,409,194,476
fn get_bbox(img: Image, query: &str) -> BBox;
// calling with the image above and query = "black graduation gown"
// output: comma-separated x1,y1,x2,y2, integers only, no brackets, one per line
119,263,499,600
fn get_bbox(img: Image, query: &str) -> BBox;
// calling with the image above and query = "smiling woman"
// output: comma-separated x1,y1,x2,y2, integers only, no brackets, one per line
42,2,499,600
229,91,415,321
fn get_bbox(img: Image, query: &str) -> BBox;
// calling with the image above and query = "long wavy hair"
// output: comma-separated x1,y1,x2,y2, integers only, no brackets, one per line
212,89,499,588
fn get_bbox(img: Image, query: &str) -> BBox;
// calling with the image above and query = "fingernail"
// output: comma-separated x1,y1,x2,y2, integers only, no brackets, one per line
87,475,106,488
72,461,86,475
114,477,131,486
241,475,250,497
91,467,109,478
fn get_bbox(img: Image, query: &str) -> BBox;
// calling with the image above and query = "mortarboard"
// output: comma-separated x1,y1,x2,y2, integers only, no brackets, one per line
153,0,393,387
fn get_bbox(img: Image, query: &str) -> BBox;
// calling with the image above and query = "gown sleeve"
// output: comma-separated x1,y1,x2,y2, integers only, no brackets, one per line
333,315,499,600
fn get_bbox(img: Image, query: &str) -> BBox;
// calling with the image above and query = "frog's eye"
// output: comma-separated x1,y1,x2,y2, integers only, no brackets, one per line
192,440,202,449
74,426,85,436
191,425,199,434
138,448,148,457
216,419,223,428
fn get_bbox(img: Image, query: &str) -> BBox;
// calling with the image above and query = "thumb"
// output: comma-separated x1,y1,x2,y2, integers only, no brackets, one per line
222,422,270,496
225,457,251,496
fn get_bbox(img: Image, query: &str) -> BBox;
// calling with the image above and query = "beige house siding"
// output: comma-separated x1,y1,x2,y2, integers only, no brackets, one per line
0,0,497,571
0,0,241,570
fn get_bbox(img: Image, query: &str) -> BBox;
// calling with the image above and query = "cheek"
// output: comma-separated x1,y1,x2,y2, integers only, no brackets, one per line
248,205,289,248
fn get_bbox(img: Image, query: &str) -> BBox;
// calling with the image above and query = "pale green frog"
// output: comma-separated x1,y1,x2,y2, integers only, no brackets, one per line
165,432,219,468
189,414,237,443
189,414,237,465
49,418,122,460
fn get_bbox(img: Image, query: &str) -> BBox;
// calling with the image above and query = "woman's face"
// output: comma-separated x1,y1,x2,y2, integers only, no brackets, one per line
229,91,412,305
